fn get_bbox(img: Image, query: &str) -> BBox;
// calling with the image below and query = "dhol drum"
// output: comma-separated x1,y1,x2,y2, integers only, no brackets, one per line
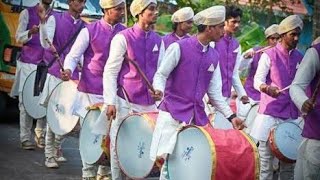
116,112,161,179
22,70,46,119
268,121,303,163
167,126,260,180
243,104,259,134
46,80,79,135
79,106,109,165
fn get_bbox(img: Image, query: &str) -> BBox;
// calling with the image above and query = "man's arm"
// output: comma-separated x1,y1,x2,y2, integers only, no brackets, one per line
15,9,32,44
64,28,89,74
39,15,55,49
290,48,320,112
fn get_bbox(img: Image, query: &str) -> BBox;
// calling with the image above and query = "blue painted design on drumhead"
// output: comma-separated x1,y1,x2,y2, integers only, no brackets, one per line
181,146,194,161
137,141,145,158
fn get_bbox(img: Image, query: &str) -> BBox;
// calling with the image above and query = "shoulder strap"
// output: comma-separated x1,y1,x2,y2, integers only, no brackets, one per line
47,20,85,68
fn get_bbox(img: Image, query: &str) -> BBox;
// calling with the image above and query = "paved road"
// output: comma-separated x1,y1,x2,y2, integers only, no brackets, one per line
0,109,83,180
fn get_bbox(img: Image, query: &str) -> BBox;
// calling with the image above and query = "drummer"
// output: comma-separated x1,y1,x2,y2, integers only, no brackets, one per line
149,6,245,179
250,15,303,180
290,40,320,180
212,5,249,106
63,0,126,179
11,0,54,150
162,7,194,49
241,24,279,103
102,0,165,179
38,0,85,168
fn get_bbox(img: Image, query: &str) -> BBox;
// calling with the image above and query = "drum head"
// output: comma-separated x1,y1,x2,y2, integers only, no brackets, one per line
244,105,259,134
22,70,46,119
46,81,79,135
274,122,302,161
212,111,233,129
116,114,155,179
79,109,104,164
167,127,212,180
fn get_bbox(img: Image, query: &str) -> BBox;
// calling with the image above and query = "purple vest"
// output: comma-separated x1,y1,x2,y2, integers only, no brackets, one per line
215,34,239,98
244,47,263,101
259,44,303,119
159,36,219,126
117,24,162,105
162,32,189,49
77,20,126,95
44,12,84,80
20,5,54,64
303,43,320,140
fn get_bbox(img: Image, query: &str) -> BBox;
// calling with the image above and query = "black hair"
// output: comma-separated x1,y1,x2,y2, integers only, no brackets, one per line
225,5,242,20
197,24,207,33
172,22,178,31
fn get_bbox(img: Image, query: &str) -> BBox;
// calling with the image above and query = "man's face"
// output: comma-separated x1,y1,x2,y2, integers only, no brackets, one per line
224,16,241,34
282,28,301,50
69,0,86,14
266,34,280,46
106,2,125,23
139,3,158,25
178,19,193,34
208,22,225,42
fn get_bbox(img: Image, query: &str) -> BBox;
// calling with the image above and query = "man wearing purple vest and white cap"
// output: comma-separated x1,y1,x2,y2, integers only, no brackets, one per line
290,41,320,180
212,5,249,105
162,7,194,49
11,0,54,151
63,0,126,179
250,15,304,180
150,5,245,179
103,0,165,179
38,0,86,168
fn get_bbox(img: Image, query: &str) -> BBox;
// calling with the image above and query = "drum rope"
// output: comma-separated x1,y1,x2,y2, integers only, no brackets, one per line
121,87,134,114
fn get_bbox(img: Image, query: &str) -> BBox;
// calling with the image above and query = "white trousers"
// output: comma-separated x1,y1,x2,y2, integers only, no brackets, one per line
259,141,295,180
45,124,64,158
18,93,45,142
294,138,320,180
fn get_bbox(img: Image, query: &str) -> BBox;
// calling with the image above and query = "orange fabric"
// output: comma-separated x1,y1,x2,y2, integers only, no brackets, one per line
204,127,259,180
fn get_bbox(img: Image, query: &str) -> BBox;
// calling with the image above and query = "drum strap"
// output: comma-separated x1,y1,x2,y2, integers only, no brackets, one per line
121,87,133,114
33,21,85,96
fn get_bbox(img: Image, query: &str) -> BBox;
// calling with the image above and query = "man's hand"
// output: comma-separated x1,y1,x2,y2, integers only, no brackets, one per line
149,89,163,101
106,105,116,121
61,69,71,81
28,25,39,37
231,117,246,130
302,99,315,114
243,51,255,59
261,84,280,98
240,95,250,104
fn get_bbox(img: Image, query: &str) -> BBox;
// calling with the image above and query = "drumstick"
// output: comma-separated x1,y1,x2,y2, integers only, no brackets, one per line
44,38,65,71
243,45,274,59
279,85,291,92
310,74,320,104
126,58,155,93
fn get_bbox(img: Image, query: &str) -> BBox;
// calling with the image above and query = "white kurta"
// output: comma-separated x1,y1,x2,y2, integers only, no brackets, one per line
150,42,234,161
289,47,320,180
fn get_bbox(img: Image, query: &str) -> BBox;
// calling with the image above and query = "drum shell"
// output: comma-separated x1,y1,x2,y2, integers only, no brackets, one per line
168,125,260,180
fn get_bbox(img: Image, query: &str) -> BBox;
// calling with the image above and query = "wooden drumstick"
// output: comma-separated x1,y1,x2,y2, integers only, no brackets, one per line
126,58,155,93
310,74,320,104
44,38,65,71
243,45,274,59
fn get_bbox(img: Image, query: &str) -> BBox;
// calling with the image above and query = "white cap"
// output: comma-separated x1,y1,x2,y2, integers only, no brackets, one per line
130,0,157,17
193,5,225,26
264,24,279,38
99,0,125,9
278,15,303,35
171,7,194,23
312,36,320,46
